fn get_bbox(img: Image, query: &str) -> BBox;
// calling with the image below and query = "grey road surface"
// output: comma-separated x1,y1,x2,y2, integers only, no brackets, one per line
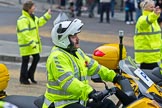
0,6,135,57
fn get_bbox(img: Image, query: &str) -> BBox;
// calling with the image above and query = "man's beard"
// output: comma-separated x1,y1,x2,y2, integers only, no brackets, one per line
68,41,79,51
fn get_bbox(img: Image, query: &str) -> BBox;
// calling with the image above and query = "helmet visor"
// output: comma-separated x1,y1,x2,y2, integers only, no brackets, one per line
53,12,69,25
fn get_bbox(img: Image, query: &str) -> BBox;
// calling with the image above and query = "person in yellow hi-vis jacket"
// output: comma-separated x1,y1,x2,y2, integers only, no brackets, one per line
0,101,18,108
16,0,51,84
42,13,127,108
134,0,162,75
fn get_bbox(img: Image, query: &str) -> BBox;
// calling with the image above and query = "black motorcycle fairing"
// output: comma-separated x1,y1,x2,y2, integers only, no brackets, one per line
149,92,162,104
34,95,44,108
142,67,162,86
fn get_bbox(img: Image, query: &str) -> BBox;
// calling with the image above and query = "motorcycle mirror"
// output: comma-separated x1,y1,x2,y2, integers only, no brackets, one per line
119,30,124,38
91,74,103,83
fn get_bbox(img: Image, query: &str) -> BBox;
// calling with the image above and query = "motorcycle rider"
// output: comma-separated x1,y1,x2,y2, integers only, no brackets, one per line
42,13,126,108
134,0,162,74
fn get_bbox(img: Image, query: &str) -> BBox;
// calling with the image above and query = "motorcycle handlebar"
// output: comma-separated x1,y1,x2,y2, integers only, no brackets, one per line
102,87,116,96
89,87,116,103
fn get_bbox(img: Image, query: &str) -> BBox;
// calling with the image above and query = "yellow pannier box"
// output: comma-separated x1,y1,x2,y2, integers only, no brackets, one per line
92,44,127,70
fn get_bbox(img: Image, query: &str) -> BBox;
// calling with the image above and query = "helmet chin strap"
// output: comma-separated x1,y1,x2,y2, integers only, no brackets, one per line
67,41,77,51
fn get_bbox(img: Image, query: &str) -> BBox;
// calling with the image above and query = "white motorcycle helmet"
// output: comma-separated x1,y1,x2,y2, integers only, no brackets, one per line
51,17,83,49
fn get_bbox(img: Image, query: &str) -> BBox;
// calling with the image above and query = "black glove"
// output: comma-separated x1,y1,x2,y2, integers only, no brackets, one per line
88,89,104,102
113,74,126,84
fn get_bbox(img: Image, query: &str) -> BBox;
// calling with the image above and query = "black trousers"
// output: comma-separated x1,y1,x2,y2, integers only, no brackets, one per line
100,2,110,22
20,53,40,82
125,10,134,22
140,62,159,70
63,99,116,108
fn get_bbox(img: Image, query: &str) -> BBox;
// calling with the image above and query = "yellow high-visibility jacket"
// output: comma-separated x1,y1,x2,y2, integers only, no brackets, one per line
42,46,116,108
17,10,51,56
134,11,161,64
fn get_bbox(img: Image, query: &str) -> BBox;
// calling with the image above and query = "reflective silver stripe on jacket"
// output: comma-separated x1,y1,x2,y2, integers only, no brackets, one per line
54,48,80,79
19,40,33,47
48,71,72,86
135,49,160,53
48,78,74,92
17,26,36,32
37,15,48,25
146,16,152,25
86,58,100,75
58,72,72,82
77,49,85,59
151,24,154,32
135,31,161,36
48,88,71,95
54,56,64,72
146,16,154,32
17,27,29,32
48,81,59,86
55,100,78,107
44,98,52,106
80,76,87,81
64,54,79,78
62,78,74,90
76,49,88,81
87,59,95,70
19,40,39,47
43,15,48,21
44,98,78,107
93,65,101,75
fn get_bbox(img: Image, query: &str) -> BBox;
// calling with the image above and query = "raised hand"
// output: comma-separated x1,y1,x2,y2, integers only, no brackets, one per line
154,6,161,15
47,8,52,15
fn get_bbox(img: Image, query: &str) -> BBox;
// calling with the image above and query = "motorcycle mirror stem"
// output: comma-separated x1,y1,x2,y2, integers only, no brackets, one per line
119,30,124,61
118,30,124,74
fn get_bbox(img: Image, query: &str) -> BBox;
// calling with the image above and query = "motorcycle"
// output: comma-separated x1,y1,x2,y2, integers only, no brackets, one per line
91,72,162,108
92,30,162,107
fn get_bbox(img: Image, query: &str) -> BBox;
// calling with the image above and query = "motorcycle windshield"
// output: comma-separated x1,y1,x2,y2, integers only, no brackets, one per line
119,59,153,98
53,12,69,26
